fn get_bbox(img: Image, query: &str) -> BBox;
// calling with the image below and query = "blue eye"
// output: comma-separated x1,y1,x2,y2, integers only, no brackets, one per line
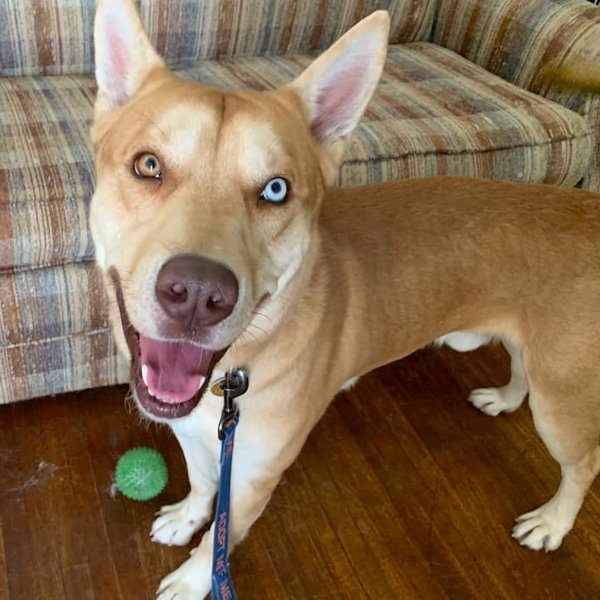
260,177,289,203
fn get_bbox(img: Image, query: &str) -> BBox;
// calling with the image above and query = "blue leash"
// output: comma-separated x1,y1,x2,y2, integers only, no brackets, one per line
211,369,249,600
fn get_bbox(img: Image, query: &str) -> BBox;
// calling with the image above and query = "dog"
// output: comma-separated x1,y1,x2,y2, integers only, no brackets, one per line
90,1,600,597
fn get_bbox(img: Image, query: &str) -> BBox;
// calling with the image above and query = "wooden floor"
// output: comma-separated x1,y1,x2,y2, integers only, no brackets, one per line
0,344,598,600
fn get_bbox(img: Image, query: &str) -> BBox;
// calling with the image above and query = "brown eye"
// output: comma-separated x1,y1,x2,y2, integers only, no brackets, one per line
133,153,162,179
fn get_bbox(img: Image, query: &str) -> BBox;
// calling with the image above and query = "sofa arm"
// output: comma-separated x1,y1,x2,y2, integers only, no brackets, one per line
432,0,600,190
432,0,600,89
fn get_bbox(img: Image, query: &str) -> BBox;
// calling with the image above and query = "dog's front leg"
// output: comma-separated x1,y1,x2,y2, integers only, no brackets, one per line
156,466,282,600
152,429,219,547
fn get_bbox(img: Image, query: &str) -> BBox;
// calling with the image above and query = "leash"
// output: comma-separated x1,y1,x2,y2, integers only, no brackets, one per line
211,368,249,600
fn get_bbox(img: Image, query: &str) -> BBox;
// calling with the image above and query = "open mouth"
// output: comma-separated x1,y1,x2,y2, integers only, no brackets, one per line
110,269,226,419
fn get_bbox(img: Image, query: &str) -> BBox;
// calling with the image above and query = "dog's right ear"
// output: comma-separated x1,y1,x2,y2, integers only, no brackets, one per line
289,11,390,183
93,0,166,118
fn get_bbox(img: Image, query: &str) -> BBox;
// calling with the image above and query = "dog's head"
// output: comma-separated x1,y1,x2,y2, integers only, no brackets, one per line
90,0,389,421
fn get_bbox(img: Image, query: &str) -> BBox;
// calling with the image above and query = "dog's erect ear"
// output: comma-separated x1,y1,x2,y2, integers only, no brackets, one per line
94,0,165,117
289,11,389,182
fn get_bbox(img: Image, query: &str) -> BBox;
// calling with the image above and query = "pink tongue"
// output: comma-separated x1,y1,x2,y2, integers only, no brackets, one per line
140,336,214,404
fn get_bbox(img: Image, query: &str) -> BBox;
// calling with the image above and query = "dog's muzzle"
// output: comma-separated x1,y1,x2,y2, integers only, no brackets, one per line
109,267,229,420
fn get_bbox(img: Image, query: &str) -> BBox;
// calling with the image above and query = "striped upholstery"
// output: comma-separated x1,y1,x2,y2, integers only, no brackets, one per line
0,0,436,76
0,0,95,77
0,76,96,271
433,0,600,89
1,0,599,403
344,44,592,185
432,0,600,189
180,45,592,185
0,262,127,401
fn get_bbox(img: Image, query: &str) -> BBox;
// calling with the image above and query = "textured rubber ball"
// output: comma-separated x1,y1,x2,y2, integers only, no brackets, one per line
115,447,168,501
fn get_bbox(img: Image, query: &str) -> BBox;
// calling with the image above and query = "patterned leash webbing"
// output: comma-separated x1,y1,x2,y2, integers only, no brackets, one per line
211,413,239,600
211,368,248,600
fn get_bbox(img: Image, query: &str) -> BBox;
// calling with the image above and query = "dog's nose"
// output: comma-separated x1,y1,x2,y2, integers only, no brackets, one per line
155,255,238,327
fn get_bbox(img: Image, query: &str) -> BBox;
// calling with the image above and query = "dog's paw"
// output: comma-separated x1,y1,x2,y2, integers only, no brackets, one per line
151,494,210,546
156,553,211,600
468,386,523,417
512,502,573,551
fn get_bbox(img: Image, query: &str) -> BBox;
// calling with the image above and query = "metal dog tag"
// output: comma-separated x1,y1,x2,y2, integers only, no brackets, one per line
211,379,226,396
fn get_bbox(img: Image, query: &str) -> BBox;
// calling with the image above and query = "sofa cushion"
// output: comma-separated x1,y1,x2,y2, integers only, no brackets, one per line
181,43,593,185
0,42,592,272
0,0,436,77
341,43,594,185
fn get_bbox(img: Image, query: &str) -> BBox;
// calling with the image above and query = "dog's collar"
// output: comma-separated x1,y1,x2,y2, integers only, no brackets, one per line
211,368,249,599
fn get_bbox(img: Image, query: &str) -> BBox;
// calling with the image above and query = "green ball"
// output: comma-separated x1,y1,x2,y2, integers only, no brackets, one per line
115,447,168,501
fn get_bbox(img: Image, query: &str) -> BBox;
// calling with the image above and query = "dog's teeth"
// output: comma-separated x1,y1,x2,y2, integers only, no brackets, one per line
197,376,206,391
146,382,156,398
142,364,149,387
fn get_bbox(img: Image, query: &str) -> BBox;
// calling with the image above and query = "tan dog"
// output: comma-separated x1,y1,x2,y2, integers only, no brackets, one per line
90,1,600,597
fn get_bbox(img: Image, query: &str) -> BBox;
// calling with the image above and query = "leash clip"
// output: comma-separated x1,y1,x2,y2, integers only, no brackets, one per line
218,368,249,440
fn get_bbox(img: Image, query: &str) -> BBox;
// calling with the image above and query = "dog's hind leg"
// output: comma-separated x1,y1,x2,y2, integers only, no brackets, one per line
512,362,600,551
468,338,529,416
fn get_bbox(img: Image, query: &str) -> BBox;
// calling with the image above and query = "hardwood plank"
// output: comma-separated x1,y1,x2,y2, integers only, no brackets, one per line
0,345,598,599
0,404,64,600
232,526,290,599
63,563,96,600
0,521,10,599
376,346,599,599
22,398,84,600
337,383,488,599
55,392,124,599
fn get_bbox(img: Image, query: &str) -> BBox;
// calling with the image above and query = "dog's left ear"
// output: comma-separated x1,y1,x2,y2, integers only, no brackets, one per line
93,0,166,119
289,11,390,182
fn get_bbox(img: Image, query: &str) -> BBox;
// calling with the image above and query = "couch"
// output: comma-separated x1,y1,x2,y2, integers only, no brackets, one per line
1,0,599,403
